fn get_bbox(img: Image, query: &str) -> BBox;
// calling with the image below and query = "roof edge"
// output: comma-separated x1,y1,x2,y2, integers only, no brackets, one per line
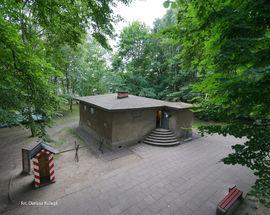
74,94,193,111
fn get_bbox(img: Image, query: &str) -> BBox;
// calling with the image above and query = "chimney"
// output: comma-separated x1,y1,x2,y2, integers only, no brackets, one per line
117,91,129,99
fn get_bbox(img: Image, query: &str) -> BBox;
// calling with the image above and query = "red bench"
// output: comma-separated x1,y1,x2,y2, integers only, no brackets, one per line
216,186,243,215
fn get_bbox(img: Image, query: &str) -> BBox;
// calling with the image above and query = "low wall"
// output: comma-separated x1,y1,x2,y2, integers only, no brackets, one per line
167,109,193,138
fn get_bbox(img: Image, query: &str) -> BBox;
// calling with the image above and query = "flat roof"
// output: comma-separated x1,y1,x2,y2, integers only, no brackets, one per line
75,94,192,111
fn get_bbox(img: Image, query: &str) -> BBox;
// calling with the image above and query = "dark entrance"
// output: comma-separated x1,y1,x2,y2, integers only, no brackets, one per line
156,110,162,128
156,110,169,129
161,111,169,129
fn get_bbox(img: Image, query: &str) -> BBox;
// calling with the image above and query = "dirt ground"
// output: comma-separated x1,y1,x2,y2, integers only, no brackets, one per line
0,105,81,212
0,126,36,213
0,105,142,214
0,105,269,215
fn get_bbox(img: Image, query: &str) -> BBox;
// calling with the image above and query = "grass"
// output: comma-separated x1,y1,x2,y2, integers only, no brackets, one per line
54,139,65,149
49,127,70,149
54,153,62,160
50,127,87,160
69,128,86,146
192,118,224,129
52,103,79,126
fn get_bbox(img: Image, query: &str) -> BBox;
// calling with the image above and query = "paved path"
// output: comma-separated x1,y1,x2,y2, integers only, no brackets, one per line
3,132,255,215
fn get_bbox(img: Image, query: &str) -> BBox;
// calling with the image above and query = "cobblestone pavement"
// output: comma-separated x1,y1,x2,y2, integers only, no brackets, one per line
3,132,255,215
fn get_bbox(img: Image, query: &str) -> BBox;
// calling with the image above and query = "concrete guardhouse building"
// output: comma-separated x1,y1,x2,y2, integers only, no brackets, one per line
76,92,193,148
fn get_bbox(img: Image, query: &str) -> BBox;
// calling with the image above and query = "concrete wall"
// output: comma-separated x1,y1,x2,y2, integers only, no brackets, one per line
166,109,193,138
111,109,157,147
79,102,113,145
79,101,193,147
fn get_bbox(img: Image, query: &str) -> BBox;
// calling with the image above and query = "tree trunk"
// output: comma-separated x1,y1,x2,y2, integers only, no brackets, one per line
69,98,73,112
27,110,36,137
53,76,58,94
65,69,69,95
30,126,36,137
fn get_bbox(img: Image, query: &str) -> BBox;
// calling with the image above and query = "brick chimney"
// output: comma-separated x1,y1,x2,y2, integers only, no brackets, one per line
117,91,129,99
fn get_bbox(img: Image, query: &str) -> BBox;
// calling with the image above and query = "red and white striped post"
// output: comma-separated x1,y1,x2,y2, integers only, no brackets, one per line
32,149,55,188
32,153,40,188
47,151,55,182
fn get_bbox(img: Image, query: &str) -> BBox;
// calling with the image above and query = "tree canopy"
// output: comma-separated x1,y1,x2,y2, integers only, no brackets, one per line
164,0,270,207
0,0,130,136
112,11,196,100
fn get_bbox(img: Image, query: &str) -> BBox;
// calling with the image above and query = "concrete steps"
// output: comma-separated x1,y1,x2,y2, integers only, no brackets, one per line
143,128,180,146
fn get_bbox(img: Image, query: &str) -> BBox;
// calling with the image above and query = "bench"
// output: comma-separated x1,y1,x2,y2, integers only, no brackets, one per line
216,186,243,215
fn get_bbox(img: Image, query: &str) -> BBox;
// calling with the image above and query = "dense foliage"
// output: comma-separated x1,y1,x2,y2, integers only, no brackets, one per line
112,10,197,100
0,0,129,136
52,38,120,111
164,0,270,207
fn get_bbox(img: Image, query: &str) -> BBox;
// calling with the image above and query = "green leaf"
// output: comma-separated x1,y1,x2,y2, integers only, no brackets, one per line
163,1,170,8
171,2,177,9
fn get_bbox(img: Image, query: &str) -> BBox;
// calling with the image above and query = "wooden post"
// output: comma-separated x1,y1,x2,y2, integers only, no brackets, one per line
75,141,79,162
22,149,30,175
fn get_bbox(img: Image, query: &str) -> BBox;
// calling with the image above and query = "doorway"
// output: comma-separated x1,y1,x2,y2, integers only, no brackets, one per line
156,110,169,129
156,110,162,128
161,111,169,129
38,154,50,184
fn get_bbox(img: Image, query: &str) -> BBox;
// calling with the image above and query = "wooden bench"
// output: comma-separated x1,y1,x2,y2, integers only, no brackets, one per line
216,186,243,215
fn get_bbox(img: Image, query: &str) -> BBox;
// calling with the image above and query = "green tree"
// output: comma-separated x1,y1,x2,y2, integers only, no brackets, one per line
112,22,154,96
165,0,270,207
50,36,124,107
74,38,116,96
0,0,130,136
112,12,196,101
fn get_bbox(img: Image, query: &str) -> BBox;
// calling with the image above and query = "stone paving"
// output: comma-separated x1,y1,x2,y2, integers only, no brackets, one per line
3,131,255,215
